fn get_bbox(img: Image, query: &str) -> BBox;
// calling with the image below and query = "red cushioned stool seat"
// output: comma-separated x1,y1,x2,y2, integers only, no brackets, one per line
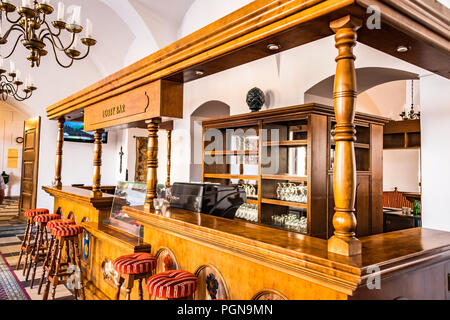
25,208,49,217
47,219,76,230
113,253,156,275
51,225,84,237
34,214,60,223
147,270,198,299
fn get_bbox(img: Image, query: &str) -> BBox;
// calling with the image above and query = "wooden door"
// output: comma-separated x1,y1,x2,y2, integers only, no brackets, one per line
18,117,41,219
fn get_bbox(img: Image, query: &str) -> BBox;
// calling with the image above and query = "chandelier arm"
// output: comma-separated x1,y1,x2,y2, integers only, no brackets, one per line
73,46,91,61
41,32,67,52
2,24,25,42
39,23,62,41
3,33,24,59
41,21,66,48
4,11,22,25
45,36,75,68
42,27,76,52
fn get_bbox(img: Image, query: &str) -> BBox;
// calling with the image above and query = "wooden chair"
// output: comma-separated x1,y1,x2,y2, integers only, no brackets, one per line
27,213,61,288
17,209,49,274
112,253,157,300
147,270,198,300
42,225,85,300
383,188,414,209
37,218,76,295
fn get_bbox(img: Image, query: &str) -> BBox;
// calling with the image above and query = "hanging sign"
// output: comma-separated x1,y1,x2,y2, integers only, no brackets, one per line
83,79,183,131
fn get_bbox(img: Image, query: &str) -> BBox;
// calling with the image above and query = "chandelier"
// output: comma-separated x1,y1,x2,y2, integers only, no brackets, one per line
0,58,37,101
0,0,96,68
400,80,421,120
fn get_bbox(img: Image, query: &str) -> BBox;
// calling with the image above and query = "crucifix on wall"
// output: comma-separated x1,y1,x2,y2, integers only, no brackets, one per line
119,146,124,174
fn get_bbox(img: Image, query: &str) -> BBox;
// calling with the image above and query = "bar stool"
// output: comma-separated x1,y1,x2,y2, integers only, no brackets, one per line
27,213,61,287
17,208,49,273
42,225,85,300
147,270,198,300
37,218,75,295
112,253,157,300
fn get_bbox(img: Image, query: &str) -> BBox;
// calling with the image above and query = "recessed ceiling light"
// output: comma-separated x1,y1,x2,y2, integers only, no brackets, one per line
396,45,410,53
267,43,281,51
195,70,204,76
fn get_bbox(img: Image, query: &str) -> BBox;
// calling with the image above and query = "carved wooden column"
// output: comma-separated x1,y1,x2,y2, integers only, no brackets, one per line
328,15,362,257
91,129,105,198
52,117,65,188
144,118,161,211
166,129,172,187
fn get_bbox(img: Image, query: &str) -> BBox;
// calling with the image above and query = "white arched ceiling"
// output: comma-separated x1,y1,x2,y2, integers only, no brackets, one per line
178,0,254,38
305,67,419,99
0,0,201,117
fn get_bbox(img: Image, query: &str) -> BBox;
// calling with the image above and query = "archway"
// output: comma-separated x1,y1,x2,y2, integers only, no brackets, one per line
305,67,423,229
190,101,230,182
304,67,419,111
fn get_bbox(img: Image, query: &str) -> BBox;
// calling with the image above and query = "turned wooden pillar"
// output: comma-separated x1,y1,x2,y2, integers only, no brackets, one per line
144,118,161,211
166,129,172,188
91,129,105,198
328,15,362,257
52,117,65,188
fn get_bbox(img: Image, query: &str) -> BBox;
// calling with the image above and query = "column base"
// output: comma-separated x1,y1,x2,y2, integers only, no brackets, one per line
91,191,103,198
328,236,362,256
143,202,154,213
52,181,62,189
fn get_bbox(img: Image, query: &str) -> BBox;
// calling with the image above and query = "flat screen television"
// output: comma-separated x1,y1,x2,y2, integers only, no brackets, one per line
63,121,108,143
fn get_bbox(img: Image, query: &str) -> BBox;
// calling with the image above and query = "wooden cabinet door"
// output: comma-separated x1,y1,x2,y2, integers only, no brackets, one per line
19,117,41,218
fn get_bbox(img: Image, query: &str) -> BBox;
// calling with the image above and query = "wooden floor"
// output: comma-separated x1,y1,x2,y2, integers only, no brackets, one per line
0,199,74,300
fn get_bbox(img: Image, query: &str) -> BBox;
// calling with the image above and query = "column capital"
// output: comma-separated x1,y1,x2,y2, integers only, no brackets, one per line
330,15,362,33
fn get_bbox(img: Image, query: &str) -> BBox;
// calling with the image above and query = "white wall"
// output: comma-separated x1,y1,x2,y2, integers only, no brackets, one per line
0,103,29,197
383,149,421,193
421,75,450,232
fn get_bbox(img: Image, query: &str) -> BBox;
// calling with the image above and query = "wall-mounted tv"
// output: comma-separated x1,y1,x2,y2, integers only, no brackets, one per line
64,121,108,143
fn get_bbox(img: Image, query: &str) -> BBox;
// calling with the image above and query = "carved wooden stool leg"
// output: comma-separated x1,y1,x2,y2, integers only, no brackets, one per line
30,223,45,288
138,278,144,300
42,237,58,300
22,219,35,275
73,238,86,300
125,275,134,300
51,239,64,300
25,223,41,280
16,219,31,270
115,276,124,300
38,235,54,295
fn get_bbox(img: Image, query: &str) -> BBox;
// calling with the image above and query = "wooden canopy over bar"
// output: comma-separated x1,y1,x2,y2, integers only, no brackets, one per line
46,0,450,120
40,0,450,300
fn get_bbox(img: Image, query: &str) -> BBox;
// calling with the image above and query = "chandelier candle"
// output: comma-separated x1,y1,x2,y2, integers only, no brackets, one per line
86,19,93,38
9,61,15,74
57,2,64,21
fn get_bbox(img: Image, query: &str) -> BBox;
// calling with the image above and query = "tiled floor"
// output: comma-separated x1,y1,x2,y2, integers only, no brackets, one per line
0,199,74,300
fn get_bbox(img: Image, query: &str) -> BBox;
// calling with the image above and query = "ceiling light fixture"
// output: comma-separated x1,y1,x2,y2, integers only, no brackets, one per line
267,43,281,51
396,45,409,53
0,0,97,68
0,57,37,101
400,80,420,120
195,70,204,76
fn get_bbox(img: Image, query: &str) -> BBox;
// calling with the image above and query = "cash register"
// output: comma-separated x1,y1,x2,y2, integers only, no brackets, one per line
170,183,246,219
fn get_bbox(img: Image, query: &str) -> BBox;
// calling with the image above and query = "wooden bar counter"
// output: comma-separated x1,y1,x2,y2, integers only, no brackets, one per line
123,205,450,300
43,186,152,300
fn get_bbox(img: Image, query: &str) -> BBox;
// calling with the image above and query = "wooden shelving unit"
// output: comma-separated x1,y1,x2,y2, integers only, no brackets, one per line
261,174,307,183
202,104,389,239
383,119,421,149
261,198,308,209
263,140,307,147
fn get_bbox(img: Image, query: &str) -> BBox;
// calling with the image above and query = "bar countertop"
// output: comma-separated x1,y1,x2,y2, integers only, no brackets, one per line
123,205,450,292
